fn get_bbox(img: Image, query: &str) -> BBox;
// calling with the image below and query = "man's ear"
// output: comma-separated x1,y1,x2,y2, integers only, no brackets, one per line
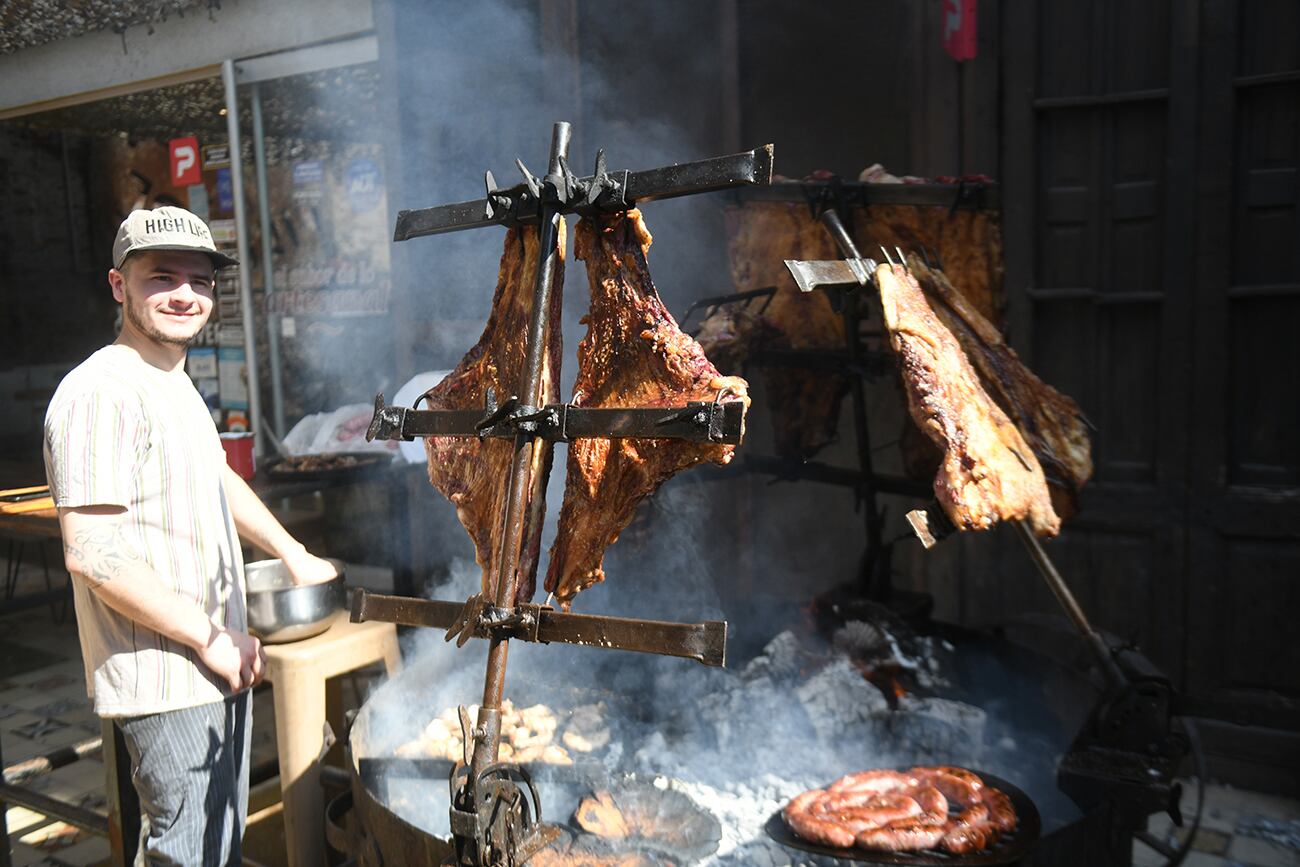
108,268,126,304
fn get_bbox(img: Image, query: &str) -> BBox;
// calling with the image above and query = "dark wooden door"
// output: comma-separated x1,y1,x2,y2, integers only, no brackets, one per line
1185,0,1300,726
1001,0,1300,729
997,0,1196,681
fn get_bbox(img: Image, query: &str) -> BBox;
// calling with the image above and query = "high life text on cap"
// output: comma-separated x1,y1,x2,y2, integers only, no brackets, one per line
143,215,212,240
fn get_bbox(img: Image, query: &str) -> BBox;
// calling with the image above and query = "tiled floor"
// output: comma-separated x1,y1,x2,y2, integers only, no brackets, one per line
3,554,1299,866
1136,781,1300,867
0,555,284,867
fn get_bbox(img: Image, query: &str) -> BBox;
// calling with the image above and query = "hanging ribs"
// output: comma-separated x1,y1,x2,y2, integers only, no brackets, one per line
544,210,750,609
907,256,1094,518
421,222,565,604
725,202,847,459
722,198,1006,461
693,304,782,375
873,261,1060,536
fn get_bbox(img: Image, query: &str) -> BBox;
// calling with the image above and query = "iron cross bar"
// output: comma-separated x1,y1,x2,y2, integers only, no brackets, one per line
363,391,745,445
351,590,727,668
393,144,774,240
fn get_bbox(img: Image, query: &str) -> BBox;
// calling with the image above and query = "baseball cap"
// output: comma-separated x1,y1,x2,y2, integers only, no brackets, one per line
112,206,238,270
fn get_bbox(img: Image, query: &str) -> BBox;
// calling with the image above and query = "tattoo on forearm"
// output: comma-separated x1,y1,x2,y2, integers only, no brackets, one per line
64,525,146,589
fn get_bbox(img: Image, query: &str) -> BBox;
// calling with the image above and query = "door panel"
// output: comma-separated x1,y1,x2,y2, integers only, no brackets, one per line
1185,0,1300,720
1228,296,1300,487
1000,0,1190,685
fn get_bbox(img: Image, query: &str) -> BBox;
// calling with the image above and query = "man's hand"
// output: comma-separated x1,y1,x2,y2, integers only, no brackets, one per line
199,625,266,692
282,547,338,587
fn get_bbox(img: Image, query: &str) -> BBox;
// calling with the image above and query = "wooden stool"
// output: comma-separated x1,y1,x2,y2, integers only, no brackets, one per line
263,610,400,867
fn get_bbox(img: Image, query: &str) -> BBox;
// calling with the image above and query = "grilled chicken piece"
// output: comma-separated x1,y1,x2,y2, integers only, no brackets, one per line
874,262,1060,536
421,222,564,604
907,256,1093,518
544,210,749,608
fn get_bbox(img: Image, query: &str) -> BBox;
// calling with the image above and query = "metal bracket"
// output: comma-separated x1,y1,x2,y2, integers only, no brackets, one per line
445,594,488,648
905,502,957,549
366,393,747,445
447,760,560,867
393,143,773,240
480,603,548,643
653,399,727,443
354,590,726,667
364,392,408,442
472,390,517,437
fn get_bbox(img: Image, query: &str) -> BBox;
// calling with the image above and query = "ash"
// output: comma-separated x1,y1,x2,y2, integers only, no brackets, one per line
832,619,952,692
368,619,996,865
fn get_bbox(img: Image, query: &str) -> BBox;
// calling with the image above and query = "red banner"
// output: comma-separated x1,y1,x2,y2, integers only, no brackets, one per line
942,0,978,62
169,136,201,187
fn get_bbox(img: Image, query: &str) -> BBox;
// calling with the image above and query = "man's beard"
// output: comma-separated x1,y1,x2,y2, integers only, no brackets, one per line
123,293,198,348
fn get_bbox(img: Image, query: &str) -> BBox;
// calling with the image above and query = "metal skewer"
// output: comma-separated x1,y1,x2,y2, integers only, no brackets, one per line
360,122,774,866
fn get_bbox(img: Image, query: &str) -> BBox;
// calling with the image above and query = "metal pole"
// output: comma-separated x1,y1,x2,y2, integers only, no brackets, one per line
101,719,138,867
817,209,888,596
471,121,570,777
221,59,265,458
4,736,102,786
1011,520,1127,689
250,82,287,439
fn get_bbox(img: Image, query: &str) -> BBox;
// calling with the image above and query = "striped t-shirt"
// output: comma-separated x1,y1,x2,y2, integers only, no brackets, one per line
43,344,246,717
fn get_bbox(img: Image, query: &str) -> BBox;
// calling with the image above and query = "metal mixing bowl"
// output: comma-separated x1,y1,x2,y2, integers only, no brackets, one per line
245,558,346,644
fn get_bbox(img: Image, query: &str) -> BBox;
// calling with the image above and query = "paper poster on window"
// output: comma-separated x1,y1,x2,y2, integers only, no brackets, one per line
217,346,248,410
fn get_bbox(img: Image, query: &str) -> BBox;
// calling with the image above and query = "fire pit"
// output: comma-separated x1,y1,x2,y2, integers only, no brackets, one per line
330,588,1125,866
328,121,1193,866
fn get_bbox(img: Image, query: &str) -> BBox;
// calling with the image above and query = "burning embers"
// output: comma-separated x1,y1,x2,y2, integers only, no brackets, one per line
533,782,722,866
831,616,950,710
358,609,1030,865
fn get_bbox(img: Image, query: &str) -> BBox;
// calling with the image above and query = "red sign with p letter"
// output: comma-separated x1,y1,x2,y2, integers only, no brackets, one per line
169,136,201,187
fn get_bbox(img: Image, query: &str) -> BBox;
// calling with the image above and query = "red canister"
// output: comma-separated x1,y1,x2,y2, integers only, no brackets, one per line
219,432,256,479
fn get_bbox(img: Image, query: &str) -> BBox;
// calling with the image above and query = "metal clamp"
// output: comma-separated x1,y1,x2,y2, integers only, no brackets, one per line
365,392,409,442
905,502,957,549
653,386,738,443
472,389,513,437
473,390,558,439
444,594,487,647
476,603,549,643
447,758,557,866
516,149,629,219
553,403,576,442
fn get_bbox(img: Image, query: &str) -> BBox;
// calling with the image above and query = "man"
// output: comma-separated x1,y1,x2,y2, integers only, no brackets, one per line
43,206,336,866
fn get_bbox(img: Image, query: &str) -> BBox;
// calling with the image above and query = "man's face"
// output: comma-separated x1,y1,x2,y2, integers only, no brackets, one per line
109,250,216,348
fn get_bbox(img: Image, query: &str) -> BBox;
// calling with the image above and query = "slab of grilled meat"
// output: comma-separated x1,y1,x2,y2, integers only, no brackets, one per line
723,200,1006,462
692,304,782,376
724,202,848,460
421,222,565,604
907,256,1093,518
874,262,1060,536
544,210,749,609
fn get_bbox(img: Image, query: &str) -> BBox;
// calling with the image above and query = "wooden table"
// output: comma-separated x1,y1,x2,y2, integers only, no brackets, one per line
262,611,400,867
